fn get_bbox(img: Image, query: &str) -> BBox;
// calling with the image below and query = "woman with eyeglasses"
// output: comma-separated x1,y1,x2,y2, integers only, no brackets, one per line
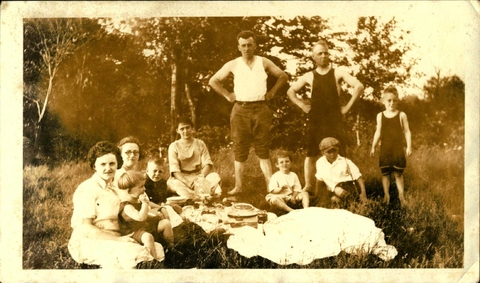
117,136,141,172
113,137,143,206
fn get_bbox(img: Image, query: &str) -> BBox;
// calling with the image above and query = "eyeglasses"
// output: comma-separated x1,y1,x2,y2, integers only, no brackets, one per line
124,150,139,156
317,52,329,56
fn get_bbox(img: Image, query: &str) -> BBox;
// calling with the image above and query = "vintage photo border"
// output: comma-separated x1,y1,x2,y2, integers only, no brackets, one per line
1,1,478,282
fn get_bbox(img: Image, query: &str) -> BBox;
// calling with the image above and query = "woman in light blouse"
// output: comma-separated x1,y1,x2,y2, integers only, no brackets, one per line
167,117,222,199
68,141,164,268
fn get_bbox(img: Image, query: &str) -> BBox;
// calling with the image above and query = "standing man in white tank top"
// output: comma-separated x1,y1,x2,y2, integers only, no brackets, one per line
209,30,288,195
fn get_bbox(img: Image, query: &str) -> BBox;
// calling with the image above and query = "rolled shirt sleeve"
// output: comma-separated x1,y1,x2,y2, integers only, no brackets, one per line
168,142,181,174
198,139,214,168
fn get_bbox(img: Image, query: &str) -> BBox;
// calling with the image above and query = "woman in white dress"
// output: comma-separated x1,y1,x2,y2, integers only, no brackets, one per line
68,141,164,268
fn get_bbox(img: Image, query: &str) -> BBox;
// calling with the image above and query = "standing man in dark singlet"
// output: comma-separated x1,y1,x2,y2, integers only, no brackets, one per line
286,39,364,196
209,30,288,195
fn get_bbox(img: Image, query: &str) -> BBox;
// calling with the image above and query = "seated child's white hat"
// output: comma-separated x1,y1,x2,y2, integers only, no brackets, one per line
319,137,340,152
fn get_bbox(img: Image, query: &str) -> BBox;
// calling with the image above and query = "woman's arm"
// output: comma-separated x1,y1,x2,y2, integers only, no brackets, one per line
79,218,137,243
172,171,195,190
198,140,214,177
201,164,213,177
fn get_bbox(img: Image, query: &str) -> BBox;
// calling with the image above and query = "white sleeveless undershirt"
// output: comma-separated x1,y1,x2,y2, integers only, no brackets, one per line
232,55,268,101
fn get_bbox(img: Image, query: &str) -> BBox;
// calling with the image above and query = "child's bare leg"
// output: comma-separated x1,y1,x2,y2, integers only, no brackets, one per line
393,172,406,206
333,186,346,198
271,198,293,212
157,219,174,246
381,175,390,204
141,232,158,260
299,191,310,208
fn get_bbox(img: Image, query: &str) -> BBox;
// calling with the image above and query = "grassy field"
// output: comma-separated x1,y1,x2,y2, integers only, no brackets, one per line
23,143,464,269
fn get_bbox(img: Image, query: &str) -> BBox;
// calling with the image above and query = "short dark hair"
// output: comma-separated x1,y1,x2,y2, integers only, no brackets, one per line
87,141,122,169
274,150,292,163
117,136,141,149
312,39,329,52
147,155,165,167
383,85,399,97
237,30,256,42
176,116,194,128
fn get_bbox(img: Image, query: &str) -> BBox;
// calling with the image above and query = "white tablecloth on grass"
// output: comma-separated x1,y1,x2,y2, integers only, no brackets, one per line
226,207,397,265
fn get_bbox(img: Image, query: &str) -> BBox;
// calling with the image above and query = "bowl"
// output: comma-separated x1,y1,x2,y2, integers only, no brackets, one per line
166,196,188,205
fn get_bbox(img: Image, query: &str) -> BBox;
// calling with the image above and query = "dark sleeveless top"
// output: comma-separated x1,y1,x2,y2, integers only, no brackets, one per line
379,112,406,168
118,201,160,235
308,68,344,138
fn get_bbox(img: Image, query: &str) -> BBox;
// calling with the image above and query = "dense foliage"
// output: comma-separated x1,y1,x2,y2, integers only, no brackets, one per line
22,16,457,166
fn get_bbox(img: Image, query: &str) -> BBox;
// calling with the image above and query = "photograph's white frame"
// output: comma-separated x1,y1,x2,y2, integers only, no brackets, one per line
1,1,478,282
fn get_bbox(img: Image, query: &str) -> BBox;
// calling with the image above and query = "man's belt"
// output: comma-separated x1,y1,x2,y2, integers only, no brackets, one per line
235,100,266,106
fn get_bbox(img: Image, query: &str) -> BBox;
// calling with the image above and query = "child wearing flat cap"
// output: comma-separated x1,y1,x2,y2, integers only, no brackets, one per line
314,137,367,204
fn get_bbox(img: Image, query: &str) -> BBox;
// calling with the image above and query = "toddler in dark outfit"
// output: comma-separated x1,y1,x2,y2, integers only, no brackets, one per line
117,170,174,261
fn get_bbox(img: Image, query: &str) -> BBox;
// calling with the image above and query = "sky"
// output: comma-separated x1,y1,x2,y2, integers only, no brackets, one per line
329,3,472,81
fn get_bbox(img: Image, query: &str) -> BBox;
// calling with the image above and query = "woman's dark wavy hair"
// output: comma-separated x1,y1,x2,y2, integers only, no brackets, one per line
87,141,123,169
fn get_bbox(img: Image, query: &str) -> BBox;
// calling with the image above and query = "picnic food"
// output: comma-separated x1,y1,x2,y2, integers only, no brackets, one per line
232,203,254,210
228,203,258,218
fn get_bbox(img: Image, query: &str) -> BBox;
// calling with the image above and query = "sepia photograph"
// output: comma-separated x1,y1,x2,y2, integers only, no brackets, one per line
1,1,479,282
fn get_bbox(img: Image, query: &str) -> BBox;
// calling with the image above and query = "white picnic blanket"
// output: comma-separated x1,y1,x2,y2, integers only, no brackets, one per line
226,207,397,265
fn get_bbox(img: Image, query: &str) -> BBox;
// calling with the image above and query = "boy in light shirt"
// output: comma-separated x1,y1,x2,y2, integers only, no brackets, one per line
315,137,367,204
266,151,310,213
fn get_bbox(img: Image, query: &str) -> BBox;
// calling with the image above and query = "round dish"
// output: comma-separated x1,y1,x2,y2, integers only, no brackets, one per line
228,203,258,218
232,203,255,211
166,196,187,205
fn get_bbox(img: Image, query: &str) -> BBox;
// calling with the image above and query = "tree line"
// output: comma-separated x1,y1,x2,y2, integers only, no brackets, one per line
23,16,464,166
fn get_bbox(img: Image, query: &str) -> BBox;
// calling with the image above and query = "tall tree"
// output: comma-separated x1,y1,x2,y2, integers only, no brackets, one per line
23,18,95,155
423,73,465,119
347,17,417,100
128,17,272,141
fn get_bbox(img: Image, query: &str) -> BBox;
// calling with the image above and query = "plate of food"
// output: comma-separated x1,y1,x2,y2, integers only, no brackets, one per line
228,203,258,218
166,196,188,205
